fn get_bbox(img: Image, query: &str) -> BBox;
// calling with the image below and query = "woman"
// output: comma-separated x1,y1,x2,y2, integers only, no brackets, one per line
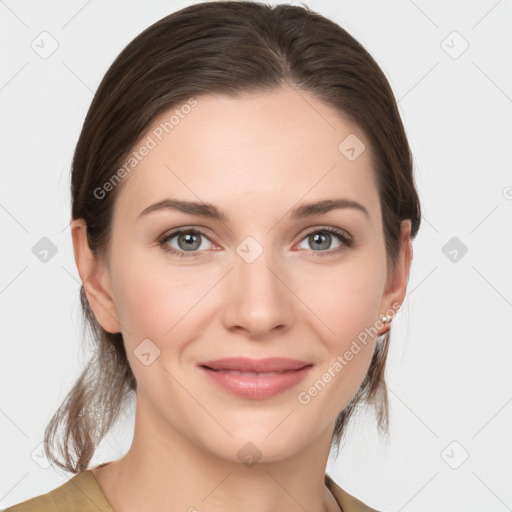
4,1,420,511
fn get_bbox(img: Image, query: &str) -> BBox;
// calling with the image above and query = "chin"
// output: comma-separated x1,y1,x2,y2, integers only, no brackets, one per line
197,422,314,466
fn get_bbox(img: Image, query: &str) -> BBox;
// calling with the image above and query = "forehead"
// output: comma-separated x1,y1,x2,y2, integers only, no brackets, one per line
113,86,380,225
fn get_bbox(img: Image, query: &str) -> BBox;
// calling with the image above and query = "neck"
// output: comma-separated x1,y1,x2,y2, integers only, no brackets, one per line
92,391,341,512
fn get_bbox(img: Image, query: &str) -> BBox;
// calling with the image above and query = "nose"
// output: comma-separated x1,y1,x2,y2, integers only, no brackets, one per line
221,243,294,339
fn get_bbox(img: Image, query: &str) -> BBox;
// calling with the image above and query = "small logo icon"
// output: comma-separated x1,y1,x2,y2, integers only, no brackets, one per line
338,134,366,161
134,338,161,366
236,442,262,468
31,31,59,59
236,236,263,263
32,237,58,263
31,441,52,469
441,31,469,59
441,236,468,263
441,441,469,469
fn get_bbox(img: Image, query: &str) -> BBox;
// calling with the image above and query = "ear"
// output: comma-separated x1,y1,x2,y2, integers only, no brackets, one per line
377,219,413,335
70,218,121,334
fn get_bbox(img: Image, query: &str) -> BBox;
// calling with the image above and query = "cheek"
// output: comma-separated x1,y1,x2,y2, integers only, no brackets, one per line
300,257,386,345
111,253,213,351
115,278,169,339
293,255,385,403
111,264,203,399
110,253,178,341
299,273,381,415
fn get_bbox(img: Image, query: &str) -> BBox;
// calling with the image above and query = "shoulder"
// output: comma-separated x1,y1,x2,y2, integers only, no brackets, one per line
325,473,385,512
2,471,113,512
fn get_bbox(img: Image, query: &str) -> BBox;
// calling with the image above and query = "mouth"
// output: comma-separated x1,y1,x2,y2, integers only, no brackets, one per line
197,357,313,399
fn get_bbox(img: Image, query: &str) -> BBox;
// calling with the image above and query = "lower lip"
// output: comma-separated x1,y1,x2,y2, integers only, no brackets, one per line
199,365,313,399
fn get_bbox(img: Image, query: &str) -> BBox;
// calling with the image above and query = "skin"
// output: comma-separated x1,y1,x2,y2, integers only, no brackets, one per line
71,85,413,512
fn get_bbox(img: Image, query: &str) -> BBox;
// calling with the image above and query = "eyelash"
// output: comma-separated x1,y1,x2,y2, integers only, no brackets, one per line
158,226,354,259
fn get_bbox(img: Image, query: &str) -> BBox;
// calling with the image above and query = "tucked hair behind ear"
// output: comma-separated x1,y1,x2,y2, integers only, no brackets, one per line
44,0,421,473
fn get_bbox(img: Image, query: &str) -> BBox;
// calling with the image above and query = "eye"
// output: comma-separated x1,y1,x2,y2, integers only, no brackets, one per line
158,225,354,258
159,228,216,257
296,226,353,255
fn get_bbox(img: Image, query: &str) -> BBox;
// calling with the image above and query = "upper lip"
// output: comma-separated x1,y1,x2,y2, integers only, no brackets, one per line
198,357,312,373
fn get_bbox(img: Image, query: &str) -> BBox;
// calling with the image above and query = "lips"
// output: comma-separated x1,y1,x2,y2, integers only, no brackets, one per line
198,357,311,373
198,357,313,399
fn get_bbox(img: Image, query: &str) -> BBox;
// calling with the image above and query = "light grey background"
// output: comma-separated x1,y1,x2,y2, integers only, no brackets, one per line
1,0,511,510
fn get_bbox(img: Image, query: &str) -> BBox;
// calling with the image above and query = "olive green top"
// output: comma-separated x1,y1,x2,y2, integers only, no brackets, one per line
2,470,381,512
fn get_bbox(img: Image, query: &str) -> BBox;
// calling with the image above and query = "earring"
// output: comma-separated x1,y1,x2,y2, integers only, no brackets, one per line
379,314,392,336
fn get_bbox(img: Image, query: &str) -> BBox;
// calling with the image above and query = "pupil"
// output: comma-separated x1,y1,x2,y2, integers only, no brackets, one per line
311,232,330,250
181,232,199,250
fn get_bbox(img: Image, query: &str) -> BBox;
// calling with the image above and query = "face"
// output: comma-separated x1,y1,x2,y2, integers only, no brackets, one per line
75,85,411,463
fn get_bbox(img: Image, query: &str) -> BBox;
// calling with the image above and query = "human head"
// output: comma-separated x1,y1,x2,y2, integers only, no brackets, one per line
45,0,421,473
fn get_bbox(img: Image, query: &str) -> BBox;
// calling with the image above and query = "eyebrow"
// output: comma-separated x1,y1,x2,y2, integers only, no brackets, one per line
138,197,370,222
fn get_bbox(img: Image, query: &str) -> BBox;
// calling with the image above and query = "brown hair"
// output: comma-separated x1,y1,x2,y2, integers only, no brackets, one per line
44,0,421,473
